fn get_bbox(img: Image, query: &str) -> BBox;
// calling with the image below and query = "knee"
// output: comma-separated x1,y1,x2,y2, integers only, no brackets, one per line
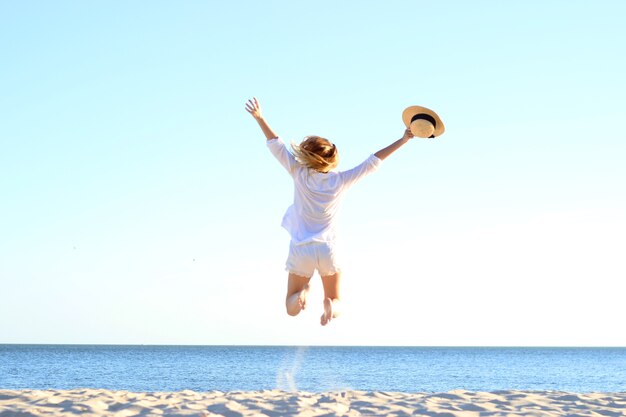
286,305,300,317
285,299,299,316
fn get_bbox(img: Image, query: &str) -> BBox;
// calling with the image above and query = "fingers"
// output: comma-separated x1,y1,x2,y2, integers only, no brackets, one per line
244,99,258,116
244,98,260,114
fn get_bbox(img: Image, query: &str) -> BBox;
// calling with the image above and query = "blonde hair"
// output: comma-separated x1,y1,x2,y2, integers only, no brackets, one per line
291,136,339,173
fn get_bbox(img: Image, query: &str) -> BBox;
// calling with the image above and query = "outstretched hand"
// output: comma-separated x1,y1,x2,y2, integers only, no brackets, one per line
402,128,414,141
246,97,278,140
374,128,414,160
245,97,263,120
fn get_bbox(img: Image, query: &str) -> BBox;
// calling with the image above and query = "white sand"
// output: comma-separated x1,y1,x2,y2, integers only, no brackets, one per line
1,389,625,416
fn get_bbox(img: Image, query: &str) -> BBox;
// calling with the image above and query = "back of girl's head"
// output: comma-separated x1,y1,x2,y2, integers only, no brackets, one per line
291,136,339,173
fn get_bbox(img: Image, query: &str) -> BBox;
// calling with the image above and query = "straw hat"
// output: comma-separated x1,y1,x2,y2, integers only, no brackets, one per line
402,105,445,138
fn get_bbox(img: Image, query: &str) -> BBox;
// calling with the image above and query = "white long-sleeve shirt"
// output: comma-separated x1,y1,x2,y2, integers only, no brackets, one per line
267,137,382,245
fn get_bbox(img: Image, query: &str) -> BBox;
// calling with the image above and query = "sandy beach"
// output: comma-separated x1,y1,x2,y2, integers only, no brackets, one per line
1,389,625,417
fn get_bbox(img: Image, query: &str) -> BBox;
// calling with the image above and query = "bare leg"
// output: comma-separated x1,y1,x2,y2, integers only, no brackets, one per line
320,272,341,326
286,273,311,316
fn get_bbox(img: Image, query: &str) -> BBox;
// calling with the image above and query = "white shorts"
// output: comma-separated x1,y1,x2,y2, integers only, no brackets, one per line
285,241,341,278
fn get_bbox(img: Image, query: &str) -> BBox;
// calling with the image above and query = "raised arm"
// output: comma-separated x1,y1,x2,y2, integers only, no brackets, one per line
374,128,414,161
245,97,278,141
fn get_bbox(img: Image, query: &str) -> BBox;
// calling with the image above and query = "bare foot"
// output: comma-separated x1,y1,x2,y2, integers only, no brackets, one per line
321,298,333,326
286,284,310,316
298,284,310,311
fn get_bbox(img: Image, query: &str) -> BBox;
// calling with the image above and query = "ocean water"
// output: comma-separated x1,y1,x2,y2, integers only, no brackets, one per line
1,345,625,393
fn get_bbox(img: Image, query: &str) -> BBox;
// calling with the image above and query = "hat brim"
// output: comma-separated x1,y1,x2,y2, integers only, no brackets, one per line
402,105,445,138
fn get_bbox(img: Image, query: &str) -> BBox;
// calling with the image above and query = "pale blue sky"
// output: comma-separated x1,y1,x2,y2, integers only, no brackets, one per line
1,1,625,346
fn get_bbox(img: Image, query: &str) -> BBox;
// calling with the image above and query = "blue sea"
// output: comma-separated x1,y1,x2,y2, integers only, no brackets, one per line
1,345,625,393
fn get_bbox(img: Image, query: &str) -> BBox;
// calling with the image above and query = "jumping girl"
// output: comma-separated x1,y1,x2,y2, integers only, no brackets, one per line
245,97,416,326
